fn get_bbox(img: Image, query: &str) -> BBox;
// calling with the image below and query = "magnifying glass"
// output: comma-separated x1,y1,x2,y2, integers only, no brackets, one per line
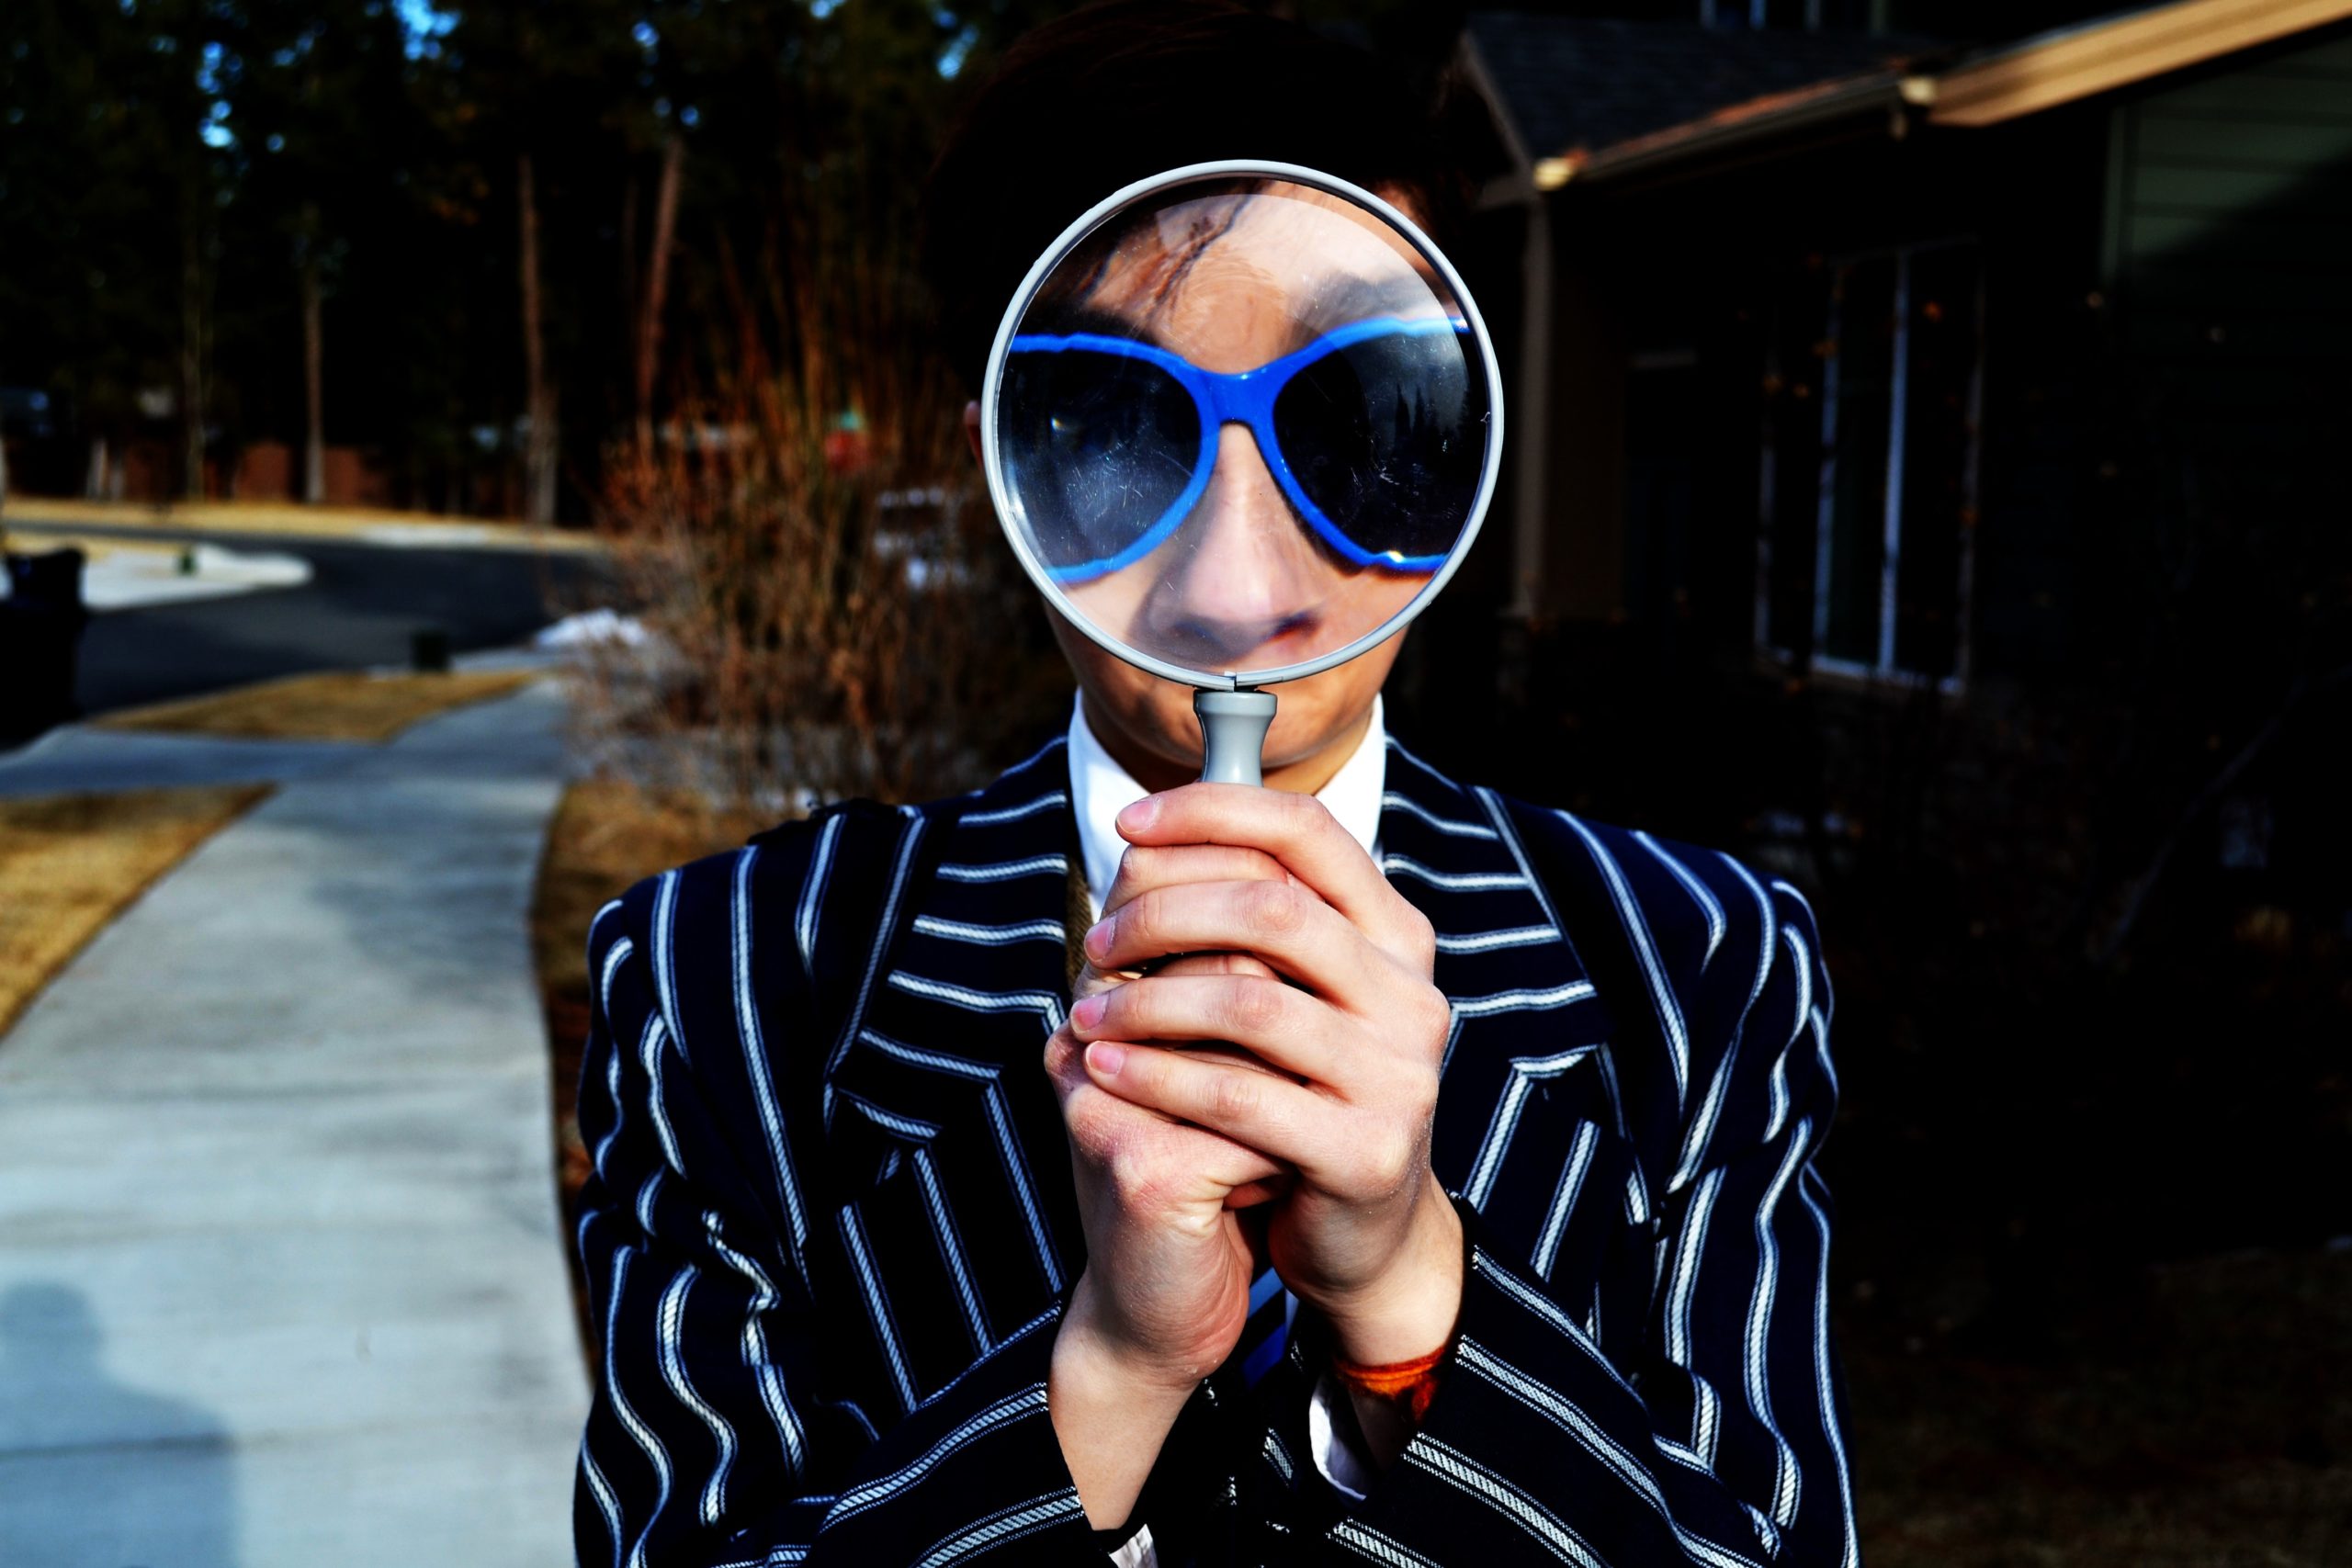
979,160,1505,786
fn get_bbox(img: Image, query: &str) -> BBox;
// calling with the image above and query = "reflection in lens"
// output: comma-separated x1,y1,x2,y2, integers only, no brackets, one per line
1274,324,1486,566
1001,346,1204,581
989,175,1499,682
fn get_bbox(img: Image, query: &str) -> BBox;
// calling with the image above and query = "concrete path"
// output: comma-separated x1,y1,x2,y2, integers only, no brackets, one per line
0,680,590,1567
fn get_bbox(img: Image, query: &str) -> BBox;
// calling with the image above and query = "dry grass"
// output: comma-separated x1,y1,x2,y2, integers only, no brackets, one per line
92,669,539,744
1851,1247,2352,1564
531,778,773,1327
0,784,273,1038
2,497,604,552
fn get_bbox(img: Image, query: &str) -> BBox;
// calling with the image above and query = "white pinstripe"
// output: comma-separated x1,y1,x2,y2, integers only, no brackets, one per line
837,1203,917,1413
733,848,809,1259
935,852,1067,882
1744,1118,1815,1529
652,869,689,1065
1407,1436,1605,1566
795,813,843,979
910,914,1066,947
1559,811,1691,1112
1803,1168,1863,1568
1332,1520,1447,1567
1634,829,1727,971
821,1385,1048,1528
1463,1045,1599,1211
1533,1120,1603,1280
958,791,1067,827
654,1265,739,1526
822,809,925,1131
912,1146,994,1354
1383,854,1528,892
911,1488,1085,1566
1379,791,1498,839
699,1213,806,1476
605,1248,675,1568
1455,1337,1768,1568
1436,923,1561,954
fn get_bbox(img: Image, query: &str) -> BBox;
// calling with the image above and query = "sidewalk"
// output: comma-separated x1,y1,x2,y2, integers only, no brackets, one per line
0,679,589,1566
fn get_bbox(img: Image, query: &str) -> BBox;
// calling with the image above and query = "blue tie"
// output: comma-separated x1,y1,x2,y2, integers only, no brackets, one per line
1238,1266,1295,1387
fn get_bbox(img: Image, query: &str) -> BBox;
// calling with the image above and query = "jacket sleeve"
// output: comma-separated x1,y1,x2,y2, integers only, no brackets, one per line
572,862,1119,1567
1319,868,1860,1568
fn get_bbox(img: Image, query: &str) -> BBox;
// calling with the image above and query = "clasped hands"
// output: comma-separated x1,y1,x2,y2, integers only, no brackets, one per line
1042,784,1464,1406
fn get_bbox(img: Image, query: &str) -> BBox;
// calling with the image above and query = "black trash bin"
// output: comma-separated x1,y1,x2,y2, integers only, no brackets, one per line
1,547,91,745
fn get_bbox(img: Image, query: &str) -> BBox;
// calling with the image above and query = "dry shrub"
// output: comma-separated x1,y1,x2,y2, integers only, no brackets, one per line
572,234,1061,815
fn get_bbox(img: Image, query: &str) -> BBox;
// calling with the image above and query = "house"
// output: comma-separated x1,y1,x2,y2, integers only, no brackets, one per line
1415,0,2351,937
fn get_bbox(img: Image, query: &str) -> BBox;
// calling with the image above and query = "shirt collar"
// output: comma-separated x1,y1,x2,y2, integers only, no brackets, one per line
1067,692,1386,921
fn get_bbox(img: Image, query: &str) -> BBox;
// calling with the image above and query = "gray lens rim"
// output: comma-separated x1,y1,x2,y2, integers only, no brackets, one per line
979,159,1506,693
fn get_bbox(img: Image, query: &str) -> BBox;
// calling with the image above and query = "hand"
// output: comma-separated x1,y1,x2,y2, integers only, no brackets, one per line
1042,842,1304,1388
1069,784,1465,1366
1043,844,1308,1527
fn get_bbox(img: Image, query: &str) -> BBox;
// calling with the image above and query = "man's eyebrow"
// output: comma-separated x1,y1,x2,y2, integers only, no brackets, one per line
1295,271,1452,331
1018,302,1167,349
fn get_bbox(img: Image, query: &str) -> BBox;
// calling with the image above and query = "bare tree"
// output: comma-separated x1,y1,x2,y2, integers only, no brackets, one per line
299,208,326,504
518,152,558,524
631,133,684,454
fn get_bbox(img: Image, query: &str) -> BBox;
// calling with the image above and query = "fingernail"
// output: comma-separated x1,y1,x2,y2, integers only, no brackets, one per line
1085,1041,1126,1077
1082,916,1114,964
1115,795,1159,832
1071,994,1106,1032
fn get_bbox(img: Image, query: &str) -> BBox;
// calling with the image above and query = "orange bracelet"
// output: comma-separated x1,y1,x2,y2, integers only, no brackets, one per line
1330,1343,1449,1425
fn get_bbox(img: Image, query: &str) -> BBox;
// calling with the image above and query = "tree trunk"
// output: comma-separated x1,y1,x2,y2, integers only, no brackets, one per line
300,244,326,505
519,152,558,524
181,195,206,501
633,133,685,453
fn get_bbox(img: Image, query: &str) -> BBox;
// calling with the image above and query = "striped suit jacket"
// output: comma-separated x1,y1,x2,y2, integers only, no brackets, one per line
574,731,1859,1566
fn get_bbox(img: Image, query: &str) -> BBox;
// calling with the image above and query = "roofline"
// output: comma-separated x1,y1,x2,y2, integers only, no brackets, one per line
1525,0,2352,188
1538,65,1921,188
1928,0,2352,126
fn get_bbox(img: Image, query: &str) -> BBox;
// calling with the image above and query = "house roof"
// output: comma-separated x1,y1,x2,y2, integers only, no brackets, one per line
1462,13,1940,170
1468,0,2352,188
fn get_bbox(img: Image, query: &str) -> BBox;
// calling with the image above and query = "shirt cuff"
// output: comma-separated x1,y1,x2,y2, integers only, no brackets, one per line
1102,1522,1157,1566
1306,1368,1380,1503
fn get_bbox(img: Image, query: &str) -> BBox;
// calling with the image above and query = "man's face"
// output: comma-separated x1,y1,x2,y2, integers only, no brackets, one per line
977,181,1475,782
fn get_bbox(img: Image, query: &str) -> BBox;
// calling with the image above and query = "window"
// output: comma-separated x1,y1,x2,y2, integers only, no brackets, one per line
1756,239,1983,689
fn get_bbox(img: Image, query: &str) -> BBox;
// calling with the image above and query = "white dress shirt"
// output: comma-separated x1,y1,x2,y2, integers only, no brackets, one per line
1066,694,1385,1564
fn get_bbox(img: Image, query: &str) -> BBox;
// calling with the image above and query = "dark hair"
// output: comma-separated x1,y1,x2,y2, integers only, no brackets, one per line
919,0,1477,394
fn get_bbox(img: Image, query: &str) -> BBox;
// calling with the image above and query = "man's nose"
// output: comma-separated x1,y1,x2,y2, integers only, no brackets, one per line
1139,423,1326,669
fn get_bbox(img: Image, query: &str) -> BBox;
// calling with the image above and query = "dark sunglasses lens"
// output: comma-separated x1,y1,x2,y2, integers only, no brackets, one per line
1001,349,1200,575
1272,329,1487,564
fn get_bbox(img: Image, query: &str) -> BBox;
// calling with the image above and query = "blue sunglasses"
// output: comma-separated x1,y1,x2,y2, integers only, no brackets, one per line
1001,315,1487,585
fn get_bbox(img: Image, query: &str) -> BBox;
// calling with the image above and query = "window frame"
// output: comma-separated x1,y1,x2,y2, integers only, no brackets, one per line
1754,233,1985,695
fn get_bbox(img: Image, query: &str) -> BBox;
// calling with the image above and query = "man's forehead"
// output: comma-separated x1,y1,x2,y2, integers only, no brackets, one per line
1070,186,1451,336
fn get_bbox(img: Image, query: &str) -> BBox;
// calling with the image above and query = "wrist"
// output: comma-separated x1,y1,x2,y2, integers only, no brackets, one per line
1318,1171,1464,1367
1053,1273,1210,1406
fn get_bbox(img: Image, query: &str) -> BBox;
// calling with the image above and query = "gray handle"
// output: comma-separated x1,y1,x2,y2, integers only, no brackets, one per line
1194,689,1277,786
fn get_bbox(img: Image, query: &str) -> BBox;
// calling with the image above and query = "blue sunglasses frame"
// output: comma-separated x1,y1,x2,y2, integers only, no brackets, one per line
1005,315,1476,585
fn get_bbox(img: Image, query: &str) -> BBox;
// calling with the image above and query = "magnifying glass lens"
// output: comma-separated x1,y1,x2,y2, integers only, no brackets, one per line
988,174,1500,685
1272,324,1488,565
1001,349,1203,577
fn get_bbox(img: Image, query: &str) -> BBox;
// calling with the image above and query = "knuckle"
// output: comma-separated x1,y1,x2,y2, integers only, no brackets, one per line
1225,978,1284,1037
1209,1068,1263,1124
1405,907,1439,965
1413,985,1453,1045
1109,1144,1172,1213
1351,1134,1414,1198
1116,896,1159,954
1244,880,1306,937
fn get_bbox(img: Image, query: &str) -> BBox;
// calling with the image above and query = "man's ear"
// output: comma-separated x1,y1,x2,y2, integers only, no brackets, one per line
961,400,982,467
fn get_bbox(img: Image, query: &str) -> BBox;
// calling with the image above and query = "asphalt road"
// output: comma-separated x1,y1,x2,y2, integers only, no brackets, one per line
5,520,614,720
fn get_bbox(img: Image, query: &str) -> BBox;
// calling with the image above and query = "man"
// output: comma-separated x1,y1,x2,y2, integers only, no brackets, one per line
573,5,1858,1565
